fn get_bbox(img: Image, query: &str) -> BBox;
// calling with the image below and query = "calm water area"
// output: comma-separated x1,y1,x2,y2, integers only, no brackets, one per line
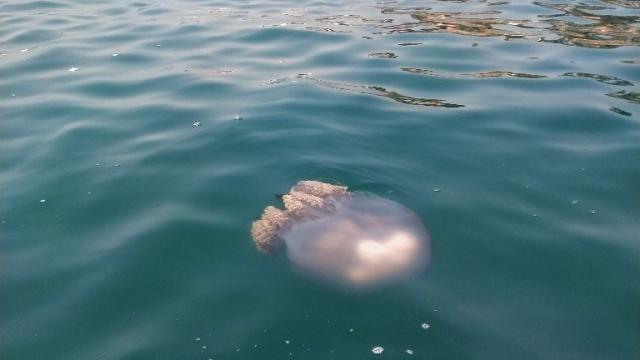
1,0,639,359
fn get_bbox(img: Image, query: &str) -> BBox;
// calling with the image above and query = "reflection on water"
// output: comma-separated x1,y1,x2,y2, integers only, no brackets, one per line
368,51,398,58
609,106,633,116
562,72,634,86
602,0,640,9
607,90,640,103
293,1,640,49
404,10,537,38
402,67,547,79
535,2,640,48
266,74,465,108
394,2,640,48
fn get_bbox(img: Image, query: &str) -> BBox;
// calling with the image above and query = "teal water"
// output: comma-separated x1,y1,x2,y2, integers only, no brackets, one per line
1,0,639,359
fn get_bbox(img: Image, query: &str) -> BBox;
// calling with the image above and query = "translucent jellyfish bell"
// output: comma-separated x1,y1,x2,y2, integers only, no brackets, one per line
251,181,431,290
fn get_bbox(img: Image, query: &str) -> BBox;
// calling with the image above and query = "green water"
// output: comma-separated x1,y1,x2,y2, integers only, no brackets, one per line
1,0,639,359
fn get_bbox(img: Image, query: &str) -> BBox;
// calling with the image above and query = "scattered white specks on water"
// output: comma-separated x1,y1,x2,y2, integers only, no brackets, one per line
406,349,414,355
421,322,431,330
68,67,79,72
20,48,29,52
371,346,384,354
233,114,243,121
193,121,201,127
571,200,580,205
590,209,597,215
40,199,46,203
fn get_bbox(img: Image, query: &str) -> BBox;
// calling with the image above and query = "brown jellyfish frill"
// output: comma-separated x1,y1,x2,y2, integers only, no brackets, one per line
251,180,348,253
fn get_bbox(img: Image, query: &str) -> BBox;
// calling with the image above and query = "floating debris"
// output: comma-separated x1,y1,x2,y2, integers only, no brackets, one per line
421,322,431,330
285,340,290,344
590,209,598,215
372,346,384,354
406,349,414,355
571,200,580,205
20,48,29,53
233,114,243,121
432,188,442,192
68,67,79,72
40,199,46,203
112,53,119,57
193,121,201,127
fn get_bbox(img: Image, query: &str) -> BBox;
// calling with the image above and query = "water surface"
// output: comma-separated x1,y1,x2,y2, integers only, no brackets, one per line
1,0,639,359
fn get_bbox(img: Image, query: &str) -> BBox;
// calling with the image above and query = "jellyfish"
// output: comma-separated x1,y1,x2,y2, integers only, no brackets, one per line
251,180,431,290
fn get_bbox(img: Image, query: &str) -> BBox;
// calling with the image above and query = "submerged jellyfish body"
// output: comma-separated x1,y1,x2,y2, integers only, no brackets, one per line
251,181,431,290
